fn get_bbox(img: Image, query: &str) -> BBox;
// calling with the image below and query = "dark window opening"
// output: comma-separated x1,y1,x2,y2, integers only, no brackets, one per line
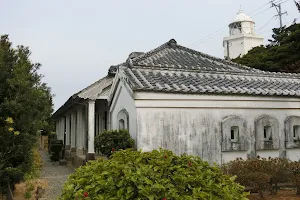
264,126,272,140
230,126,239,142
293,125,300,139
119,119,125,130
231,130,235,140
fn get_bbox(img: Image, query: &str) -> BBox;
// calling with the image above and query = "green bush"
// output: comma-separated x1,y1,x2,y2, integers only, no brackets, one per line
94,129,134,157
60,149,248,200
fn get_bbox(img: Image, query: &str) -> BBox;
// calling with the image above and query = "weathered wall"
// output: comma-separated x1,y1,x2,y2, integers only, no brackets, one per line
134,92,300,165
110,77,137,142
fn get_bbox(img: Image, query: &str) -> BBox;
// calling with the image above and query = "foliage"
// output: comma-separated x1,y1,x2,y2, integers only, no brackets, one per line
0,35,53,193
60,149,248,200
24,148,43,181
289,161,300,195
233,23,300,73
0,118,26,193
49,140,63,162
223,157,293,198
94,129,134,157
24,181,34,199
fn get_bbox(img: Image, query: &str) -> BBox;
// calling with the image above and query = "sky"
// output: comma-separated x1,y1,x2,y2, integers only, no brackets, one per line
1,0,299,111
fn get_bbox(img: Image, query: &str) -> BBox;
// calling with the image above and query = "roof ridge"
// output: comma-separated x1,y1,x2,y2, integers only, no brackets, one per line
132,39,176,64
176,44,264,73
128,65,300,79
76,75,111,96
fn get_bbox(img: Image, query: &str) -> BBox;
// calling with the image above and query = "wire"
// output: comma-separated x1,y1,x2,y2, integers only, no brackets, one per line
257,16,276,32
249,2,271,14
253,6,273,17
280,0,291,4
188,1,279,48
188,28,226,47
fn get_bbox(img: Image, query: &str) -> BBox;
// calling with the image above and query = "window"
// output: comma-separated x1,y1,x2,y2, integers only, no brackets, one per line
293,125,300,139
230,126,239,142
119,119,125,130
117,109,129,130
263,126,272,141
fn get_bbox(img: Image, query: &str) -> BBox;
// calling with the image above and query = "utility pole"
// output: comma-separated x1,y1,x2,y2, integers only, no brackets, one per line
271,0,288,28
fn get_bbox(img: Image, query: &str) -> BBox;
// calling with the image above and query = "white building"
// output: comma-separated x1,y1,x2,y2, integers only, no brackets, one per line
223,8,264,59
53,39,300,166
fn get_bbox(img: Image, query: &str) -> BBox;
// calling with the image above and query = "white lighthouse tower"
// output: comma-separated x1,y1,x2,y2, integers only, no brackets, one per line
223,8,264,59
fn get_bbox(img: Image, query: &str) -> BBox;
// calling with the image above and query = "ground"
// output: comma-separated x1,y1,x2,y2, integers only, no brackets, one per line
39,150,74,200
14,150,74,200
248,190,300,200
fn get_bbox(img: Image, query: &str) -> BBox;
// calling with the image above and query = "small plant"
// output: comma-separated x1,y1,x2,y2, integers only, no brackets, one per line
94,129,134,157
24,181,34,199
60,149,248,199
24,190,32,199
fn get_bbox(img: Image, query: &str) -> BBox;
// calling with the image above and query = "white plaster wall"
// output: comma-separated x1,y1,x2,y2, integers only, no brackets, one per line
222,152,248,163
224,34,263,59
244,37,264,54
256,150,279,159
134,92,300,165
224,37,245,59
287,149,300,161
110,79,137,142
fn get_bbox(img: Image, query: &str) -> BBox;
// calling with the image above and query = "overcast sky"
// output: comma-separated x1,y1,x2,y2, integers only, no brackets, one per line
1,0,299,111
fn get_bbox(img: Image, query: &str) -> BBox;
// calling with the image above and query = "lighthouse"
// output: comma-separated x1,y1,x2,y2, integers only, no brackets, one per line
223,8,264,59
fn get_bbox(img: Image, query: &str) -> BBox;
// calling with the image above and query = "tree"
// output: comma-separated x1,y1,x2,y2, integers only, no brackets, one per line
233,23,300,73
0,35,54,193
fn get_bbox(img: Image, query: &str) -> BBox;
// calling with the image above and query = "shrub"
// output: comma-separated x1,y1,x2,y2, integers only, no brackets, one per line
49,140,63,162
60,149,248,200
94,129,134,157
290,161,300,195
223,157,292,198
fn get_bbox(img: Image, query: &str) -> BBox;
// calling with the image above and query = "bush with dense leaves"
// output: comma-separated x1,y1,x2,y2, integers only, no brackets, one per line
94,129,134,157
49,139,63,162
290,161,300,195
223,157,293,198
60,149,248,200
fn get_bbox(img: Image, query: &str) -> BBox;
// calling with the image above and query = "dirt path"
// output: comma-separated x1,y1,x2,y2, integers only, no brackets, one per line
39,150,74,200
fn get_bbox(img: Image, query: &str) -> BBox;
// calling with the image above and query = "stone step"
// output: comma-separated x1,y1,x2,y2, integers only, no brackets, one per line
59,159,67,165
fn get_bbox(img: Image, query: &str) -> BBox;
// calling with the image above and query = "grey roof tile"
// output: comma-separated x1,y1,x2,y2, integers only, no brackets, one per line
118,39,300,97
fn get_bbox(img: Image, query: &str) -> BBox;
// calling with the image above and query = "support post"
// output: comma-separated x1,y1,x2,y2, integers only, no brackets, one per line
86,100,96,160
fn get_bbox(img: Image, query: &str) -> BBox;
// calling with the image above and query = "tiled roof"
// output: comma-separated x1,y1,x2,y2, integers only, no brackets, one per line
77,76,113,100
120,39,300,97
52,75,113,119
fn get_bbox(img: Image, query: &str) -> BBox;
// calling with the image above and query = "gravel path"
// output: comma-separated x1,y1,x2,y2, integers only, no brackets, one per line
39,150,74,200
